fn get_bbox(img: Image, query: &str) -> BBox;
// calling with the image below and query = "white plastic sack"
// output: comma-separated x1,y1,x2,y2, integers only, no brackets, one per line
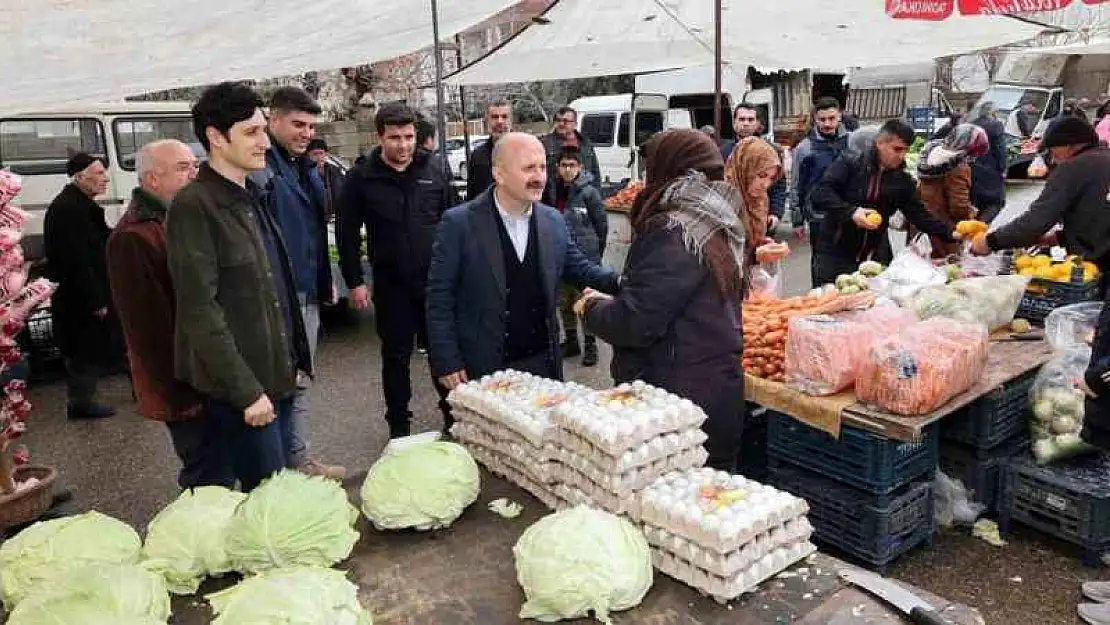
1045,302,1102,353
1030,346,1098,465
868,249,947,304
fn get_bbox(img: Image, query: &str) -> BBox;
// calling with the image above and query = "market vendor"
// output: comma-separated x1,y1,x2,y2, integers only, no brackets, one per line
970,117,1110,278
577,129,745,472
809,119,955,286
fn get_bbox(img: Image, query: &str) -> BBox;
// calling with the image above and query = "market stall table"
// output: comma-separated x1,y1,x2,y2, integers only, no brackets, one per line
168,472,985,625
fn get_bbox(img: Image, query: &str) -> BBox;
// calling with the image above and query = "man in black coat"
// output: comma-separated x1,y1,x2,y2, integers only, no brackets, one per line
465,100,512,201
43,153,119,420
969,102,1007,223
339,103,455,438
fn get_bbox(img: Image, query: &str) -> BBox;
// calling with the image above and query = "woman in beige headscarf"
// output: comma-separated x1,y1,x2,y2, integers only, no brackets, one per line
725,136,783,257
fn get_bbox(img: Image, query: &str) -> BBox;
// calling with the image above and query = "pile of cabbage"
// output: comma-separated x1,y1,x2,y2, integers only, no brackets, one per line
360,440,481,530
206,567,372,624
142,486,245,594
514,506,652,624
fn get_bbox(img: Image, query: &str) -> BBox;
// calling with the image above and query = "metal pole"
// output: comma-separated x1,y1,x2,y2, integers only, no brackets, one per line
431,0,449,168
713,0,723,144
456,34,472,168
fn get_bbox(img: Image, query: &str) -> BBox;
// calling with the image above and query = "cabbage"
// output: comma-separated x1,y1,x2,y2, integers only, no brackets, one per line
360,441,480,530
0,511,142,609
10,606,163,625
206,567,372,625
142,486,246,593
514,506,653,624
225,470,359,574
8,564,170,624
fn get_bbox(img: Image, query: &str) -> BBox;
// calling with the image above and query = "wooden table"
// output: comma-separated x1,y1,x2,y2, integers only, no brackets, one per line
170,474,985,625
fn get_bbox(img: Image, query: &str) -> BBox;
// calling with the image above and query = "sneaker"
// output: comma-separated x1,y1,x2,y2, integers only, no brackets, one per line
1084,582,1110,604
297,459,347,481
67,403,115,420
1079,602,1110,625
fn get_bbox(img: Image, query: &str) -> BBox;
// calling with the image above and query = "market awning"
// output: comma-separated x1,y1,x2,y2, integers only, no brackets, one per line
446,0,1043,86
888,0,1109,20
0,0,517,114
1013,37,1110,54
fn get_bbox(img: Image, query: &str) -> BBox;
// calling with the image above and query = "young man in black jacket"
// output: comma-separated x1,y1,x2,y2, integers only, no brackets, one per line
466,101,512,201
338,103,456,438
809,119,954,286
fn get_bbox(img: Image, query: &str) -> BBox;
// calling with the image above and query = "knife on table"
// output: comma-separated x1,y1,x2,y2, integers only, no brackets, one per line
839,569,949,625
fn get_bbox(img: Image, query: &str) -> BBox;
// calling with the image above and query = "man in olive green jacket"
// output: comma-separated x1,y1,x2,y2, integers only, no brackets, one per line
166,82,311,491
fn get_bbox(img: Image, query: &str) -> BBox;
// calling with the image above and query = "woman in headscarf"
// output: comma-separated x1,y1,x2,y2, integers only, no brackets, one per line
724,136,783,251
577,129,746,471
914,123,989,258
966,101,1007,223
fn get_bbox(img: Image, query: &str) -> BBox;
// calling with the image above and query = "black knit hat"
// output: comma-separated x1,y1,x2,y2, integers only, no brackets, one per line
1042,116,1098,149
307,138,328,152
65,152,106,177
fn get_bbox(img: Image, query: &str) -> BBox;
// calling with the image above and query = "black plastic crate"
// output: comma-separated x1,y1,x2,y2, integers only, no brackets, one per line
740,404,768,482
768,463,933,572
766,411,938,502
1000,452,1110,566
939,436,1027,514
1017,279,1099,324
941,369,1038,451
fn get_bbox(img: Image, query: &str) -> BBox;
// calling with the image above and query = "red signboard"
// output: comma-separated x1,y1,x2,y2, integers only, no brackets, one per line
886,0,955,19
1084,0,1110,4
956,0,1070,14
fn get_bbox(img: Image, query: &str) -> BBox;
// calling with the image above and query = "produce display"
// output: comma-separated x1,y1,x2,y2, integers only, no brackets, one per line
1030,346,1096,465
1014,252,1099,284
141,486,246,594
955,220,989,239
8,564,170,625
513,506,653,624
206,567,373,625
857,318,989,416
0,510,142,610
1044,302,1101,352
907,275,1029,332
224,470,359,574
360,440,481,531
604,180,644,209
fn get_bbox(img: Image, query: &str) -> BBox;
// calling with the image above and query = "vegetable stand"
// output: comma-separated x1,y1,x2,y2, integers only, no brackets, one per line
166,472,986,625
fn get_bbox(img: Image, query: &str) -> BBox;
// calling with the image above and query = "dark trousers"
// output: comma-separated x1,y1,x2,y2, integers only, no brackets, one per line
977,202,1005,224
374,281,447,428
65,358,101,408
205,395,294,492
165,417,236,490
811,252,861,290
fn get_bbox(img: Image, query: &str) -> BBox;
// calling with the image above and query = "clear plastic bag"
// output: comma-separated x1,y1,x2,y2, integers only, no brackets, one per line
747,260,783,300
908,275,1030,332
1028,154,1048,179
1044,302,1102,353
934,470,986,528
867,249,947,304
857,318,989,416
1029,345,1097,465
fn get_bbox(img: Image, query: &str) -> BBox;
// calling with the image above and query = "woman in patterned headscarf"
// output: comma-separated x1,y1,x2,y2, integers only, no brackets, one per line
580,129,747,471
725,137,783,251
915,123,989,258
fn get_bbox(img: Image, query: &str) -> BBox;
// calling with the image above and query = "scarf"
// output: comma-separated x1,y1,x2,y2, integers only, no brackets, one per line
724,136,781,244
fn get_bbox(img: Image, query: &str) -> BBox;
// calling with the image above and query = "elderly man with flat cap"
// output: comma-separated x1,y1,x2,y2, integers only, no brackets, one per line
43,152,119,420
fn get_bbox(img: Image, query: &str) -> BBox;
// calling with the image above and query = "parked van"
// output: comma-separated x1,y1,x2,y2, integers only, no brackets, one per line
0,102,200,260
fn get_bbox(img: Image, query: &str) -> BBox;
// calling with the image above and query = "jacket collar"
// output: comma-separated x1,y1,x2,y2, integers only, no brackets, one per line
130,187,168,222
196,162,259,207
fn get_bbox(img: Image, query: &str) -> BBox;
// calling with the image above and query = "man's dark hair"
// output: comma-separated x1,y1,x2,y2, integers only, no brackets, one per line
487,100,511,111
307,138,328,152
557,149,582,164
415,116,436,146
879,118,916,145
269,86,322,116
733,102,757,117
555,106,577,119
192,82,265,152
814,97,841,113
375,102,418,135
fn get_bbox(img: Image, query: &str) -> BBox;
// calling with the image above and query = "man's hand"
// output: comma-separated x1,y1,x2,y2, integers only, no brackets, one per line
792,225,807,242
852,208,880,231
1038,230,1060,248
350,285,371,310
93,307,108,319
244,394,276,427
573,287,612,315
439,370,469,390
969,233,991,256
767,215,780,234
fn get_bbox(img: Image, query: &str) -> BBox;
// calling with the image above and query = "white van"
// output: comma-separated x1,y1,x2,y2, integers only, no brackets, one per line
0,102,201,260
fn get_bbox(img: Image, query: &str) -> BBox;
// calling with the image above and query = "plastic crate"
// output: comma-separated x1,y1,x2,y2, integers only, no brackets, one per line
766,411,938,502
1017,279,1099,324
739,404,768,481
939,436,1027,514
16,307,65,384
941,368,1038,451
768,463,933,572
1000,452,1110,566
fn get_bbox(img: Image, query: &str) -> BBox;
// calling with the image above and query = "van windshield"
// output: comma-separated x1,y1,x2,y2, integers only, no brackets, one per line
114,117,202,170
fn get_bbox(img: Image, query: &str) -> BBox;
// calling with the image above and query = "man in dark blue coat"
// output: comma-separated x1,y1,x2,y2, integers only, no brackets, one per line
427,133,619,400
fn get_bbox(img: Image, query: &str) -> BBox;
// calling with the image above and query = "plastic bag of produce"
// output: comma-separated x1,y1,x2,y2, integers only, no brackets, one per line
0,511,142,610
361,440,481,530
142,486,246,594
1030,345,1098,465
8,564,170,625
868,249,947,304
1045,302,1102,353
225,470,359,574
746,259,783,300
908,275,1029,332
514,506,652,624
206,567,372,625
857,318,989,416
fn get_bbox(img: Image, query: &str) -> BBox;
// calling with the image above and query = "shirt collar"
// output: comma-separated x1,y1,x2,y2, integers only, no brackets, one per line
493,188,532,221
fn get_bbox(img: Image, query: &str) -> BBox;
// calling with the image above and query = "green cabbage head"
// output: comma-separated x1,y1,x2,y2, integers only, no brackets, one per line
206,566,372,625
225,470,359,574
142,486,246,594
514,505,653,624
360,441,480,530
7,563,170,624
0,511,142,609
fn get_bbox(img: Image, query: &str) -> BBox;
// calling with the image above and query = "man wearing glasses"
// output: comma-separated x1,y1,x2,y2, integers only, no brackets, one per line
541,106,601,205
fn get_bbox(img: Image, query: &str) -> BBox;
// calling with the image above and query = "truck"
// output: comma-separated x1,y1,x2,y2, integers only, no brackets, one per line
842,63,955,135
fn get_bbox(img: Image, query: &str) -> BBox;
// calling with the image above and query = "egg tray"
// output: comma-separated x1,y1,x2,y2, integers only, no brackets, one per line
451,424,555,483
451,408,551,451
448,372,591,446
465,443,560,510
550,426,708,472
549,445,709,497
652,541,817,604
552,482,598,512
549,463,637,514
642,517,813,578
551,384,708,456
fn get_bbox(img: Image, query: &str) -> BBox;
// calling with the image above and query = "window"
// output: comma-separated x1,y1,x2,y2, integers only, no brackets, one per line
618,111,665,147
0,118,107,175
113,117,201,171
580,113,616,147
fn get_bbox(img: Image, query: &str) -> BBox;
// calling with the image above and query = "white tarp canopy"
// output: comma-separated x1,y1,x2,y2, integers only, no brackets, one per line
447,0,1043,85
0,0,517,114
1016,38,1110,55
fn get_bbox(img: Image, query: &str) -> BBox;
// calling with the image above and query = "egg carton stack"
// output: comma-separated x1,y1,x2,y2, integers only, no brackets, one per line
633,468,816,603
548,381,710,514
447,370,591,509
